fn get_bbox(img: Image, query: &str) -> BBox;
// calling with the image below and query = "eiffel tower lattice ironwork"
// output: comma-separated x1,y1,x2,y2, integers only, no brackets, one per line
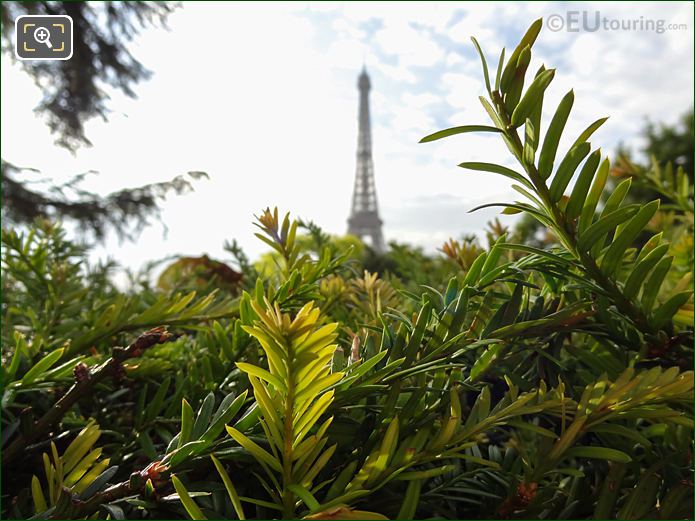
347,68,385,253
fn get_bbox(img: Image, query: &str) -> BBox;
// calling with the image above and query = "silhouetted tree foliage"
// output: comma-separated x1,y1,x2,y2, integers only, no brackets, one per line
1,1,173,149
1,1,208,241
1,161,207,241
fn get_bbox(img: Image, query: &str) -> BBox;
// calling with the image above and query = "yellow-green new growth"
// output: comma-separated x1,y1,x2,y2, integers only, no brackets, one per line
30,421,110,515
227,299,343,518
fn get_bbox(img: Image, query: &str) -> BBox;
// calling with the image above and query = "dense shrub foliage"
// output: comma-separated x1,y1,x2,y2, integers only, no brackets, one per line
2,20,693,520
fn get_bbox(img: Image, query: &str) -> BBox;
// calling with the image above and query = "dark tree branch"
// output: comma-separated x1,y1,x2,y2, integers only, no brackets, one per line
1,1,176,150
3,327,174,464
2,160,208,241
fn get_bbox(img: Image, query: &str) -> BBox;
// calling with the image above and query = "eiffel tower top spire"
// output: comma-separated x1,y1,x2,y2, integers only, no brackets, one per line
348,67,385,252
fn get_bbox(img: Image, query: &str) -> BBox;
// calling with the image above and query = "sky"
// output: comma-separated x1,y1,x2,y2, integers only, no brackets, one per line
2,1,693,274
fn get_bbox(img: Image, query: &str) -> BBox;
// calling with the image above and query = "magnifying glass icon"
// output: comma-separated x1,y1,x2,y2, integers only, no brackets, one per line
33,26,53,49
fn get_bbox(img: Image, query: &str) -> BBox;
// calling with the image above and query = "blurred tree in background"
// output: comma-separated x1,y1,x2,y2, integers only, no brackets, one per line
643,110,693,175
1,1,205,241
1,1,172,149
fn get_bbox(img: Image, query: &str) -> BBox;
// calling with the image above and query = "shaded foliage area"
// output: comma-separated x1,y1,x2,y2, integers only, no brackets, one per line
1,18,693,521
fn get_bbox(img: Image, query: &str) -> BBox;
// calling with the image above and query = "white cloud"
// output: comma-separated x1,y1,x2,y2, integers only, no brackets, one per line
447,8,497,44
337,2,454,31
374,20,445,67
377,63,417,84
445,52,464,67
402,92,440,109
440,72,487,117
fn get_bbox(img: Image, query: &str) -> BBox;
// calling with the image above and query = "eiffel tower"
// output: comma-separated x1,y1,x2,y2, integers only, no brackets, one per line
347,67,385,253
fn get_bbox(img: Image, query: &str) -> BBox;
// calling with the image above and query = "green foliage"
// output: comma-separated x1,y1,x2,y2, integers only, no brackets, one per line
31,421,112,517
2,18,692,521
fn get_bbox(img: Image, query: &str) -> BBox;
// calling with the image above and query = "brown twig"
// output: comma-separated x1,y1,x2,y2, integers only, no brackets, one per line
46,461,170,519
3,327,173,464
